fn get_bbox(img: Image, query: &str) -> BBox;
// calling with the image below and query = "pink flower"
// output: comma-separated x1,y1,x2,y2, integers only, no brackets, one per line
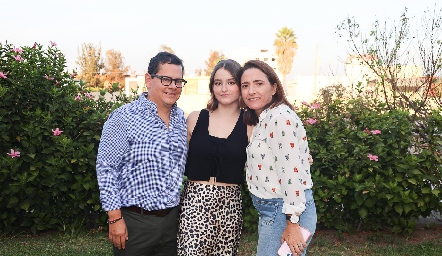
13,47,23,54
0,72,7,79
52,128,63,136
310,103,321,110
371,130,381,135
75,95,82,101
301,101,311,107
33,42,38,49
7,149,20,158
44,74,54,80
84,92,93,99
14,55,24,62
367,154,378,161
363,128,371,134
50,41,57,47
71,73,77,78
306,118,317,125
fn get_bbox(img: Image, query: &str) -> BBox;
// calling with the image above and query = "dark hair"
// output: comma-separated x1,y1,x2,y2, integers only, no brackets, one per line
147,51,185,76
206,59,242,111
239,59,294,126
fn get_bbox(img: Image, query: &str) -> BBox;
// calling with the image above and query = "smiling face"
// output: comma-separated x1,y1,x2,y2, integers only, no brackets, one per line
212,68,240,107
240,67,276,116
145,63,183,111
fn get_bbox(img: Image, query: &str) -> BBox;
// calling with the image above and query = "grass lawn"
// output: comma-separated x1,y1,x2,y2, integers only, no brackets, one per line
0,225,441,256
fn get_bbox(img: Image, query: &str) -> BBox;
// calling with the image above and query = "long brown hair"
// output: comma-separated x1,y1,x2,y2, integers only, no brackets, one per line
239,59,294,126
206,59,242,111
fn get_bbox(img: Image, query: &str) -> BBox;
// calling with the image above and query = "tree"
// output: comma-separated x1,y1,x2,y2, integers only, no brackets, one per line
103,49,130,88
274,27,298,92
336,6,442,141
159,44,175,54
204,50,225,76
76,43,104,87
194,68,202,76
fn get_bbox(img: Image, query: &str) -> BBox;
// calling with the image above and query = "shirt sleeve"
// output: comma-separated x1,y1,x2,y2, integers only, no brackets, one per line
96,109,128,211
267,110,308,217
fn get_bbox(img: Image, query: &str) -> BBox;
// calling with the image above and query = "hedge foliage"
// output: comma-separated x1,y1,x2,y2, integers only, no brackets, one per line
0,42,135,234
1,42,440,235
297,85,442,234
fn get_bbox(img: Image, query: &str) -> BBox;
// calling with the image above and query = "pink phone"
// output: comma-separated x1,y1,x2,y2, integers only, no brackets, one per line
277,226,312,256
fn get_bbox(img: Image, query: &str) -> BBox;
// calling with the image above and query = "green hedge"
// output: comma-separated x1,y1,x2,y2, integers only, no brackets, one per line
1,42,440,235
296,91,442,234
0,42,134,234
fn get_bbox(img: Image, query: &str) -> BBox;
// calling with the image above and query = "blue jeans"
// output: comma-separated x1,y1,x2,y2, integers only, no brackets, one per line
251,189,317,256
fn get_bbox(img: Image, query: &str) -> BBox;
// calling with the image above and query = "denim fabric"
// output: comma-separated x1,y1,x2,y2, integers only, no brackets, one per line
251,189,317,256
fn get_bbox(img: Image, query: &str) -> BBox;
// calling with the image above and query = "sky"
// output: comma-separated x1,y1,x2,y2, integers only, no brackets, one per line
1,0,439,79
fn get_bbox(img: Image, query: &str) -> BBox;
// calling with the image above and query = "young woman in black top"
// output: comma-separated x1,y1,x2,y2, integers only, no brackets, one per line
177,59,253,256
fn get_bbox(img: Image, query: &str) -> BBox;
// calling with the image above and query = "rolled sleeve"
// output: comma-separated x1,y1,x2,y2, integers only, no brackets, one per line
96,110,128,211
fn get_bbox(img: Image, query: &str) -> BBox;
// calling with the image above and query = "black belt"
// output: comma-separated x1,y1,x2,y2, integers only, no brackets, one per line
122,206,174,217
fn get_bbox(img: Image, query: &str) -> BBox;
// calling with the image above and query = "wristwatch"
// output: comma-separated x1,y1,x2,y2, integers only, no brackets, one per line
286,214,299,224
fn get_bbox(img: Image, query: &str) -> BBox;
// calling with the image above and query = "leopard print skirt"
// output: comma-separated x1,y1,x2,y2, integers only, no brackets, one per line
177,181,243,256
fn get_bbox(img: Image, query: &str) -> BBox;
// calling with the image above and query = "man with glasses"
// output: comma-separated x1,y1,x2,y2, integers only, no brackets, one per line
96,51,188,255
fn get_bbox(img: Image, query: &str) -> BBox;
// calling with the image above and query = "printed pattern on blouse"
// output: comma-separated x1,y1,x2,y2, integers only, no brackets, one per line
96,92,188,211
245,104,313,217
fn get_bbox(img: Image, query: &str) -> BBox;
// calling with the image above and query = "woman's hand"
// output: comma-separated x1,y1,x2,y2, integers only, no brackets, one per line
308,154,313,166
281,221,306,255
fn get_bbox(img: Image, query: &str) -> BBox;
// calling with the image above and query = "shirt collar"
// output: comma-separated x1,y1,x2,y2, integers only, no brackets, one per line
258,107,271,121
138,92,178,115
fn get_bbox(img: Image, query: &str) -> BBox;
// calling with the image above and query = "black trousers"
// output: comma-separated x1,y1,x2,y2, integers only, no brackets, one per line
113,206,179,256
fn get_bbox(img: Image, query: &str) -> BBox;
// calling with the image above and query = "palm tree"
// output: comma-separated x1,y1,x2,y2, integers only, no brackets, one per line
274,27,298,93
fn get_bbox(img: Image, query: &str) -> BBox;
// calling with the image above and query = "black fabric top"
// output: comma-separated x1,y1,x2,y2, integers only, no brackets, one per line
185,109,248,184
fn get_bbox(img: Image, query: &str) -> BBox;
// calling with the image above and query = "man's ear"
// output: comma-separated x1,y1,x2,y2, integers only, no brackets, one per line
145,73,152,89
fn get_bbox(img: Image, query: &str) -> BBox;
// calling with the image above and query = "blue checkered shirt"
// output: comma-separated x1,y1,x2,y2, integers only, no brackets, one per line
96,92,188,211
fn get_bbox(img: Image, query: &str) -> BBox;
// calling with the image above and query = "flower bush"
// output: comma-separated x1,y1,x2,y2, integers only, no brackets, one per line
1,41,440,235
297,84,442,234
0,41,135,234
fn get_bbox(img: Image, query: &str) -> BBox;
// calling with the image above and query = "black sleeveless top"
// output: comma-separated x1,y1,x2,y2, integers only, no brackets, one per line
185,109,248,184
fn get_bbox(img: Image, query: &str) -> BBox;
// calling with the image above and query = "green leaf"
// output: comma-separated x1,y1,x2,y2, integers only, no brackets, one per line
394,204,403,215
20,201,30,211
358,207,368,219
422,187,431,194
407,179,417,185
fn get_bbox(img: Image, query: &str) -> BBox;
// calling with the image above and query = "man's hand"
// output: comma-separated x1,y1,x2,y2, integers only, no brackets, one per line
108,209,128,250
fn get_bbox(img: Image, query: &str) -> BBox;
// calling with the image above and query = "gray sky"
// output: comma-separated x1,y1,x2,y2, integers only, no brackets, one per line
1,0,438,78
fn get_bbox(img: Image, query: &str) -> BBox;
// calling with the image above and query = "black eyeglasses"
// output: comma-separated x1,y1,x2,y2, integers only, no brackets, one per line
151,74,187,88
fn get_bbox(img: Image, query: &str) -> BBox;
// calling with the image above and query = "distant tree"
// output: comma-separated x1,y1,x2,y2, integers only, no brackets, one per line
159,44,175,54
336,6,442,141
195,68,203,76
274,27,298,92
103,49,130,88
204,50,225,76
76,43,104,87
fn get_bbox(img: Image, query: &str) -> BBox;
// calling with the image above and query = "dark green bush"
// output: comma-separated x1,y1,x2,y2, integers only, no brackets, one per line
1,42,440,235
297,87,442,234
0,42,134,234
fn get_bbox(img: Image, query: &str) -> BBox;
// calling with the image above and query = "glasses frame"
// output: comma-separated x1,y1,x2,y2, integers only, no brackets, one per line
150,74,187,88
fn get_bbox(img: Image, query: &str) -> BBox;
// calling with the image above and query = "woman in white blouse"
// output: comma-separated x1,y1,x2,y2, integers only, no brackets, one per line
239,60,317,256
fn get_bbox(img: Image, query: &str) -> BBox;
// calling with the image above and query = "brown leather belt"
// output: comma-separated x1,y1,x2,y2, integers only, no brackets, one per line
122,206,174,217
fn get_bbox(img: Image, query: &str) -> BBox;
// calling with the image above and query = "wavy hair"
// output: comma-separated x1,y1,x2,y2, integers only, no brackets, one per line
238,59,294,126
206,59,242,111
